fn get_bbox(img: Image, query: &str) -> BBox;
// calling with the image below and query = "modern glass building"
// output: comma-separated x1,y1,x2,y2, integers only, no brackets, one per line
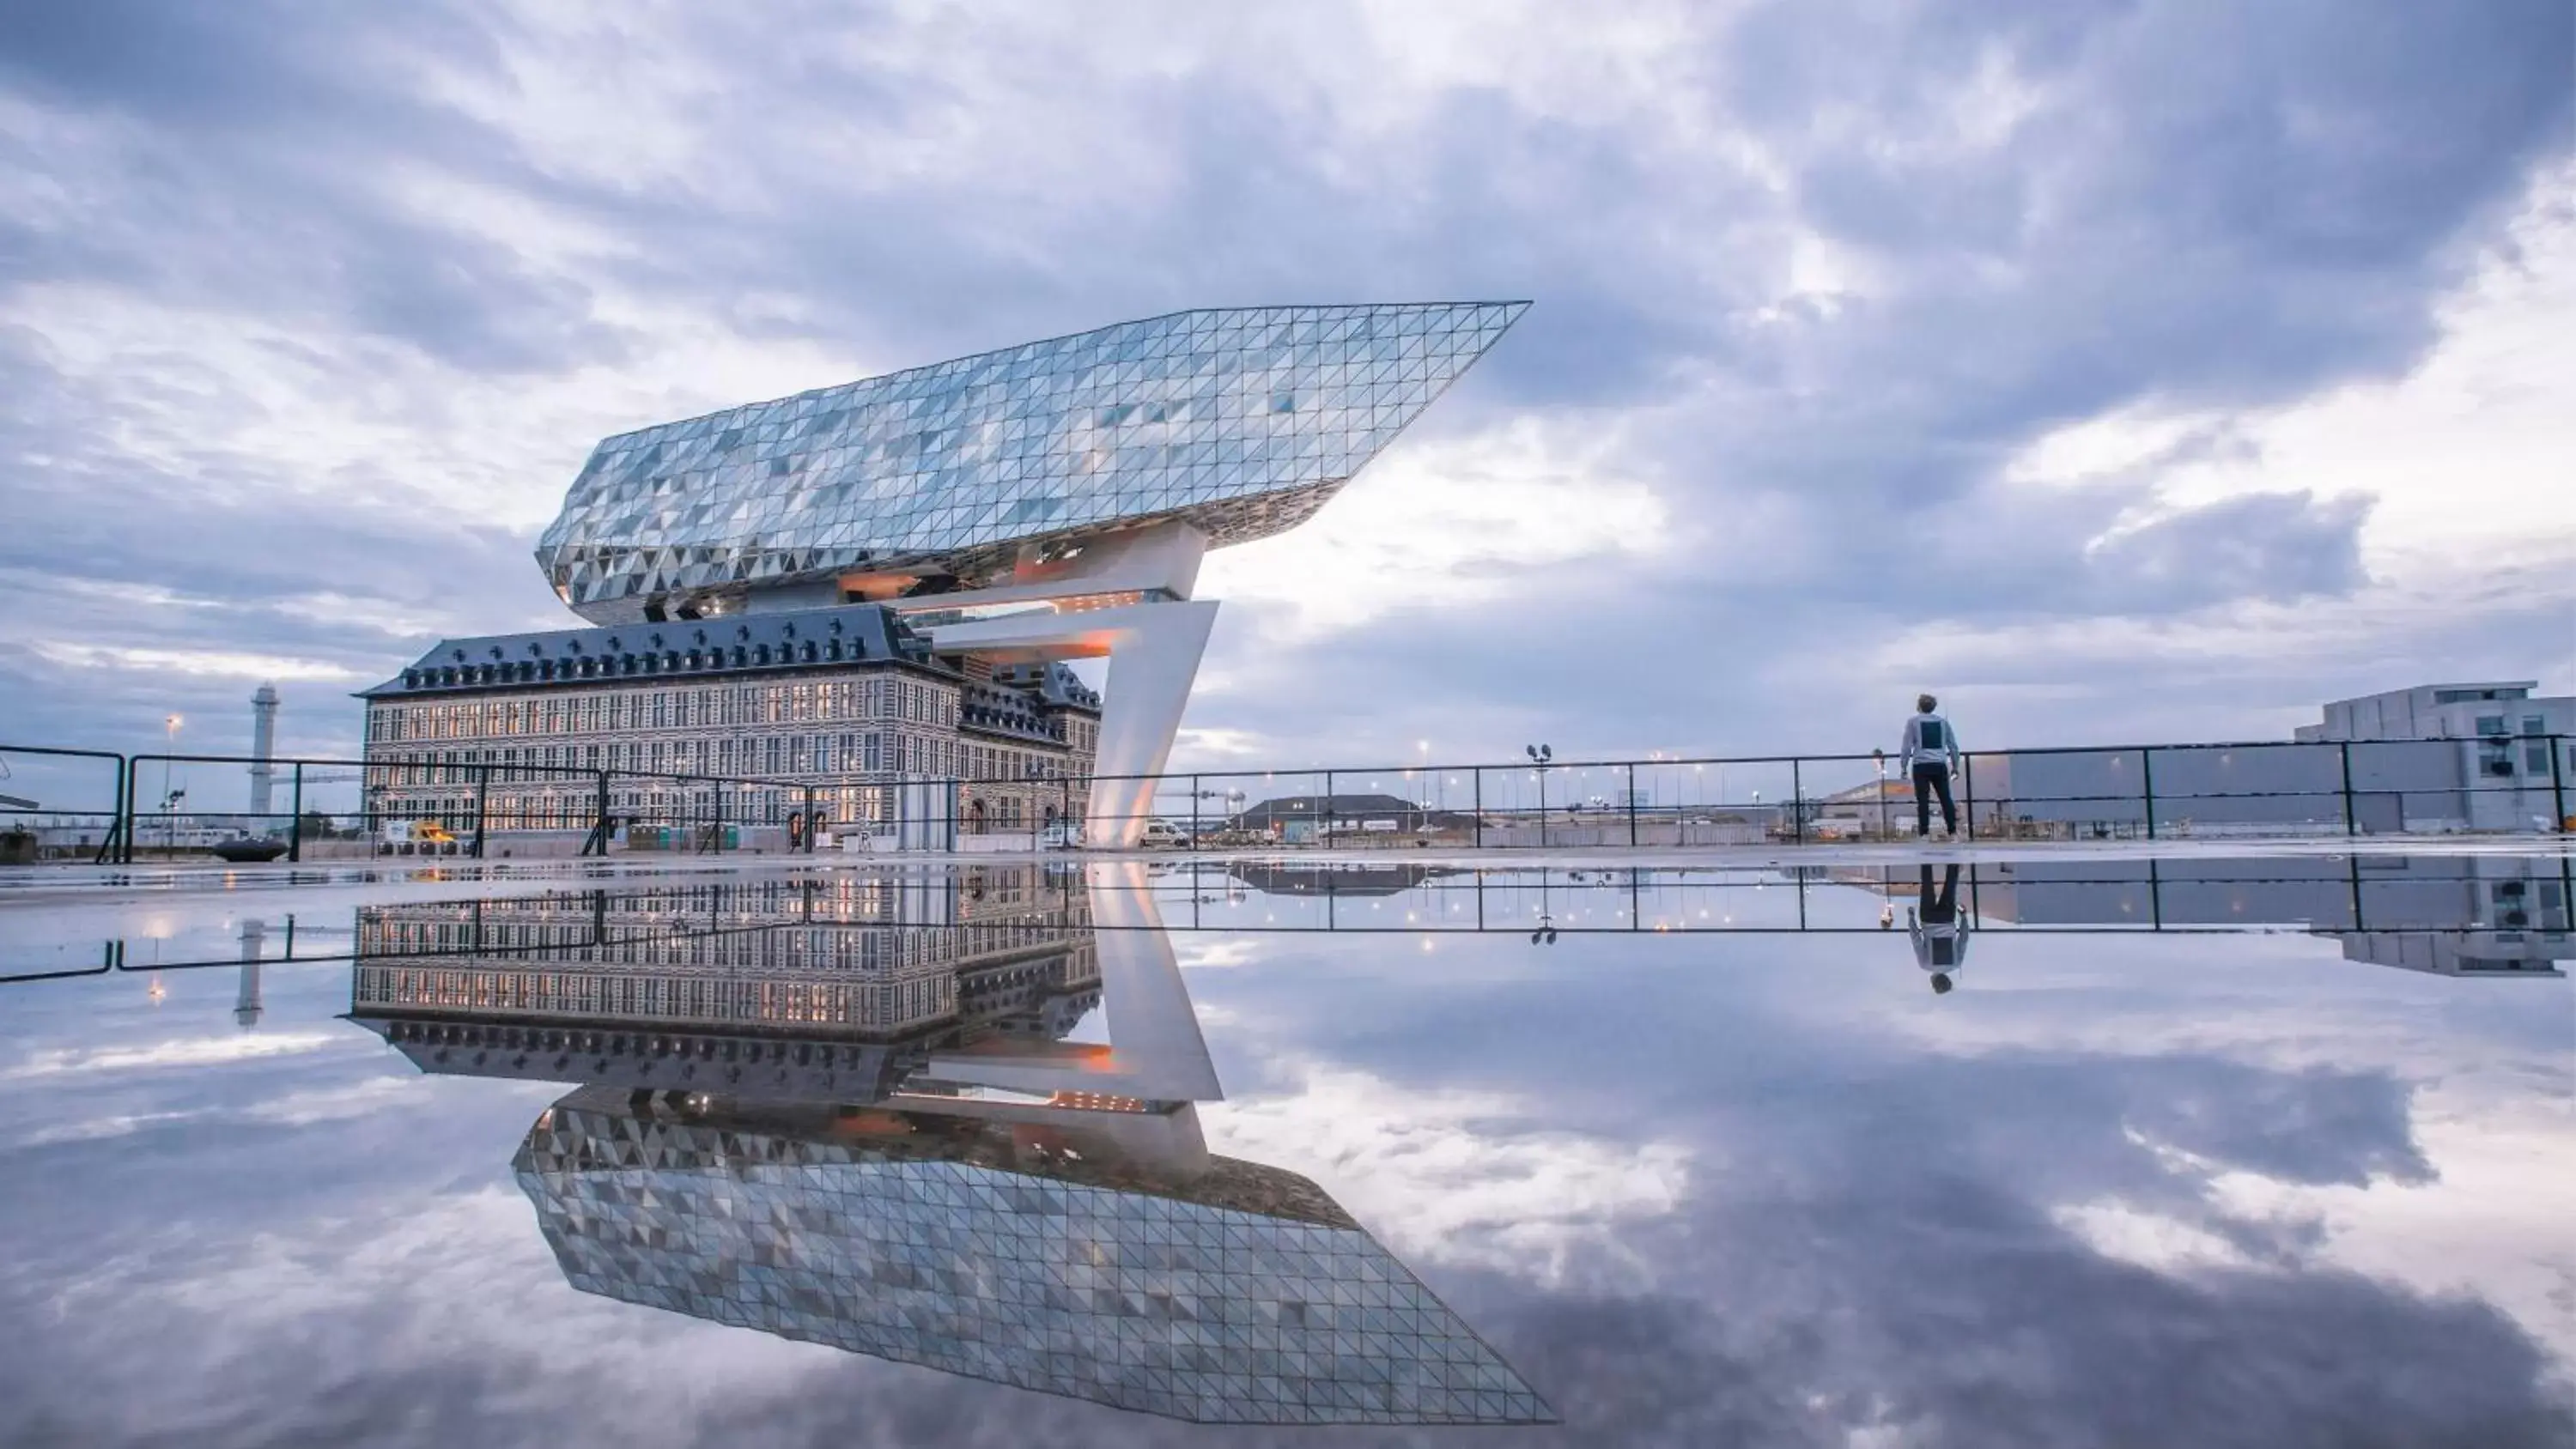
536,302,1528,623
360,303,1527,849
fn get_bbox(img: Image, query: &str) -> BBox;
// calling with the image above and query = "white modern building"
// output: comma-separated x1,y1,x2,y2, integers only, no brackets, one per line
1971,680,2573,838
363,303,1527,847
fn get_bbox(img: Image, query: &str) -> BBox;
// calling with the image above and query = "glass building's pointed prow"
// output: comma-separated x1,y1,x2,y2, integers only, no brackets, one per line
534,301,1529,624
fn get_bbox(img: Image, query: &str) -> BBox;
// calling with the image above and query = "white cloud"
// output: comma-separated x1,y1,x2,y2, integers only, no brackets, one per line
2002,160,2576,589
1205,1059,1692,1286
28,642,363,682
3,1031,346,1079
1195,416,1670,646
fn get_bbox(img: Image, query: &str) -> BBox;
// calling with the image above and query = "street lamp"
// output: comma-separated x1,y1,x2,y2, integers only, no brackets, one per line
161,713,184,852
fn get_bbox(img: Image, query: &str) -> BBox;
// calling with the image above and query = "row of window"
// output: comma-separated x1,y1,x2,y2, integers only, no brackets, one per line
371,728,1083,790
373,676,959,743
368,725,1054,783
366,971,953,1028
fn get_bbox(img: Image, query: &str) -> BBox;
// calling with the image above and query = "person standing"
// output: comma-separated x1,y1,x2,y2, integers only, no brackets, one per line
1901,693,1960,839
1909,862,1969,993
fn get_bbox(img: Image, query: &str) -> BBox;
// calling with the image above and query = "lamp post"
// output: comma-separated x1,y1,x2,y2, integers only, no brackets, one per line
1874,748,1889,840
1525,744,1552,844
161,713,184,852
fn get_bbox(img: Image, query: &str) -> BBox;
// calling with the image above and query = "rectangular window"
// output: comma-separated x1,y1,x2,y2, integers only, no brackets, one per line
2523,715,2548,737
2529,743,2552,774
2476,714,2507,737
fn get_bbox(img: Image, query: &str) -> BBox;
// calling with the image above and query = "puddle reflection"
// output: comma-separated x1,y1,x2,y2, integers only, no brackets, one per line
347,862,1552,1426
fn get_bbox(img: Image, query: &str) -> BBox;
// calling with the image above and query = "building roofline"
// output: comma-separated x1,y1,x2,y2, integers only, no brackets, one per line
589,300,1535,446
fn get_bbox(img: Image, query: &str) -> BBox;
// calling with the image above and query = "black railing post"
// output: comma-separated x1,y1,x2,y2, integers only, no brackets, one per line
2340,741,2356,837
1535,766,1546,852
592,771,611,856
2543,731,2567,834
119,755,139,864
1961,754,1976,841
288,763,305,864
1473,767,1483,850
1791,759,1805,845
2141,749,2158,840
471,765,489,858
1625,763,1638,848
1190,775,1200,854
94,754,128,866
1322,770,1334,850
804,785,817,853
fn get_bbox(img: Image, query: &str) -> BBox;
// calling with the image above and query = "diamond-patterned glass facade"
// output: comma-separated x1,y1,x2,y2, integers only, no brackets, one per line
536,302,1528,623
516,1096,1556,1426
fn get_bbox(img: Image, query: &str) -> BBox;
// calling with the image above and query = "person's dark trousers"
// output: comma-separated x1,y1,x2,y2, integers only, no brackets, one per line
1919,862,1959,923
1912,763,1959,837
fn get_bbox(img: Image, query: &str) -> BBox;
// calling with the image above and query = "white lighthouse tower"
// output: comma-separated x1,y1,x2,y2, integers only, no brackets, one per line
247,683,280,828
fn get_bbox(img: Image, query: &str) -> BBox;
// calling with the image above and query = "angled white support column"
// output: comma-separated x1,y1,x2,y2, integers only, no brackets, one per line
906,519,1214,850
920,860,1221,1102
926,598,1216,848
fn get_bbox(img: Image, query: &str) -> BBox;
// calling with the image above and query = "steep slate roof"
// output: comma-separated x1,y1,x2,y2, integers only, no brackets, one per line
355,603,940,699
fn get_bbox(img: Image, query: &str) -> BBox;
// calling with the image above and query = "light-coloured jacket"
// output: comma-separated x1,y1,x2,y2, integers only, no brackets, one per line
1910,914,1970,973
1901,712,1959,773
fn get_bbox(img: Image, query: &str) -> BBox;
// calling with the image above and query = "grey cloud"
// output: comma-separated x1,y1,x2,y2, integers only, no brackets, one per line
2081,490,2372,608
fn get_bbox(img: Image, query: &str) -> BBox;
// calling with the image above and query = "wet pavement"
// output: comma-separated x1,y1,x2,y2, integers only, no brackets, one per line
2,851,2570,1446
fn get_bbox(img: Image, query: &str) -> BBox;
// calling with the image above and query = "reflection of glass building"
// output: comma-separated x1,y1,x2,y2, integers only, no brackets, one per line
362,304,1527,847
516,1094,1552,1425
353,862,1552,1424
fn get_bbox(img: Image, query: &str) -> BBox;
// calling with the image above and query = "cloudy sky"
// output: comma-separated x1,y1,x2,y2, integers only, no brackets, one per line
3,1,2572,791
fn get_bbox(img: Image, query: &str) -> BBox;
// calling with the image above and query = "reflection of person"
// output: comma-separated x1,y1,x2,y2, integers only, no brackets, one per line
1909,863,1968,993
1901,694,1961,840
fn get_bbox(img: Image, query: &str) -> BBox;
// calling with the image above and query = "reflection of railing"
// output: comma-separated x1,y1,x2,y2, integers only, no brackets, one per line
13,859,2568,990
1103,857,2576,944
0,889,835,984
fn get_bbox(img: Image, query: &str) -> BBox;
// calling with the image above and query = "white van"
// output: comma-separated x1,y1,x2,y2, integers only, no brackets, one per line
1139,819,1188,849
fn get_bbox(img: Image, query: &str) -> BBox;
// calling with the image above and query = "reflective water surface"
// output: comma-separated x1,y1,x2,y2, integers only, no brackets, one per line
3,852,2571,1446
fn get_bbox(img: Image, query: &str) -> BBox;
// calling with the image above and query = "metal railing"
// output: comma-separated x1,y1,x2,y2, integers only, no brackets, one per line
932,734,2573,852
6,731,2569,867
97,751,848,865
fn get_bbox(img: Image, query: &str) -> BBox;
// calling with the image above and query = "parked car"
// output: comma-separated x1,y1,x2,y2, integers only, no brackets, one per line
1138,819,1189,849
1038,821,1084,850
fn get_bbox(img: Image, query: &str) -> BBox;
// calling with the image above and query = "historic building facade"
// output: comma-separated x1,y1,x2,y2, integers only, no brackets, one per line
359,603,1100,842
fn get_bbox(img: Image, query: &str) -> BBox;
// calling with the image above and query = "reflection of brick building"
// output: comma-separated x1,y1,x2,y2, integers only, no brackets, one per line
348,867,1099,1094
